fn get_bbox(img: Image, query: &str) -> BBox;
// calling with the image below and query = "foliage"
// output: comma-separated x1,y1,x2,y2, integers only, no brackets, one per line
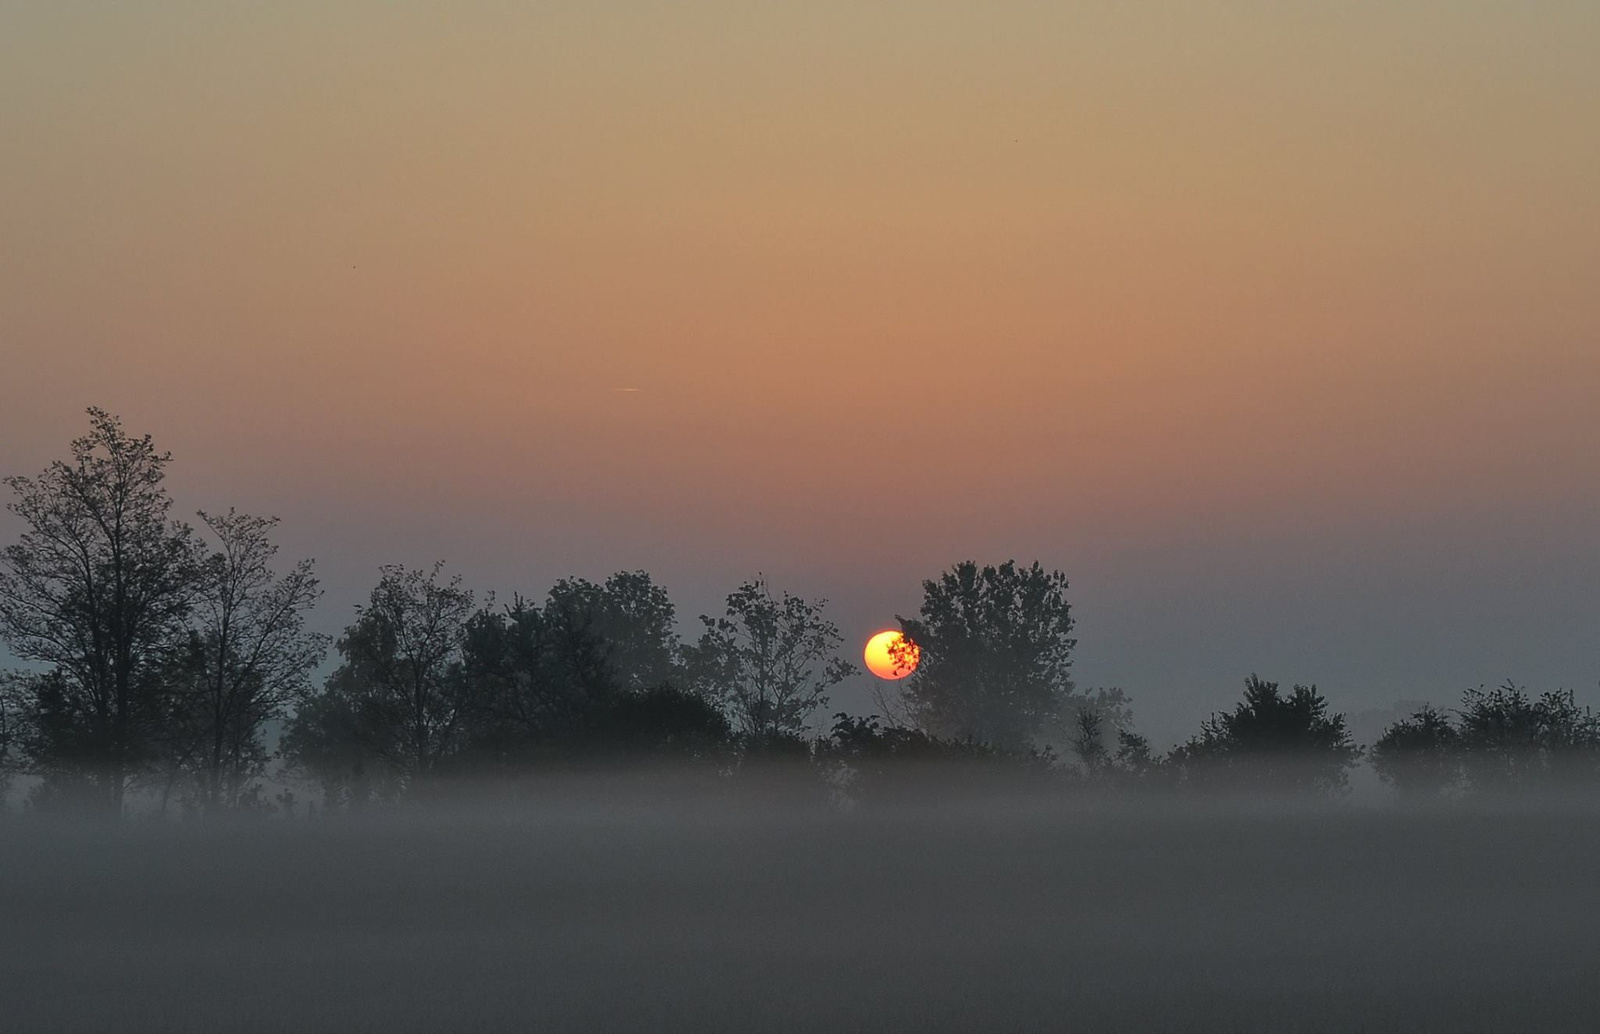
0,408,201,811
894,560,1088,750
1370,705,1461,797
545,571,682,691
283,563,474,791
1173,675,1360,794
1371,685,1600,796
685,578,853,740
163,509,327,813
457,593,618,763
819,713,1060,803
597,683,733,763
1456,683,1600,792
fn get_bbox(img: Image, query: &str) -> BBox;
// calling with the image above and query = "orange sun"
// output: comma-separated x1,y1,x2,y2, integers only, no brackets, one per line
863,630,920,680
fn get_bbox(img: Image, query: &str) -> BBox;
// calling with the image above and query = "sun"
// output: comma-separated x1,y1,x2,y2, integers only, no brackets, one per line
863,630,920,680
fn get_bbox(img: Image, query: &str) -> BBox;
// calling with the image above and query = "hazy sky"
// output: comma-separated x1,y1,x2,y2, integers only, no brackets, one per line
3,1,1597,744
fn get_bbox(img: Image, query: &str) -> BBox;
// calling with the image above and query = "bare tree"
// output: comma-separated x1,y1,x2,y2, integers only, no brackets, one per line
169,510,327,813
0,409,200,812
686,578,853,740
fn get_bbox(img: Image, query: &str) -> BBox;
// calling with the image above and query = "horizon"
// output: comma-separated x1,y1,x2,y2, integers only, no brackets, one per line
4,2,1599,743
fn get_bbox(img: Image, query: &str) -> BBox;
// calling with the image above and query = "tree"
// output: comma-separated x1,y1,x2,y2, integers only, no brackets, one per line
1175,675,1360,794
166,510,327,813
818,713,1059,805
1370,705,1461,797
457,593,617,764
545,571,682,691
893,560,1088,751
283,563,474,792
1455,682,1600,792
0,671,21,807
599,684,733,764
686,578,853,740
0,408,200,812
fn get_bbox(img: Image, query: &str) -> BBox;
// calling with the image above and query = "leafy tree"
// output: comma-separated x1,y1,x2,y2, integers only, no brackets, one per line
819,713,1059,804
1108,730,1169,787
686,578,853,740
894,560,1092,751
1370,705,1462,797
283,563,474,793
1456,682,1600,792
164,510,327,813
545,571,682,691
0,409,201,812
599,684,733,764
1175,675,1360,794
458,594,617,764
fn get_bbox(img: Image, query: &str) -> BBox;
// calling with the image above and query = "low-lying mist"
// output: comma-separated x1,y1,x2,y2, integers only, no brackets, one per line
5,775,1598,1033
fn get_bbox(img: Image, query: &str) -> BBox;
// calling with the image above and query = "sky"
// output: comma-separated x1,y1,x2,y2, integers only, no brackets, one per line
2,1,1598,745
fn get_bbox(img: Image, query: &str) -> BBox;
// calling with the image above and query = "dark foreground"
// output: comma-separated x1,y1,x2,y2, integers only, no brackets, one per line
4,785,1598,1033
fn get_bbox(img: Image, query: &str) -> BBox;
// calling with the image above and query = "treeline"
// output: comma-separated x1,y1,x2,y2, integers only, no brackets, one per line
2,410,1597,816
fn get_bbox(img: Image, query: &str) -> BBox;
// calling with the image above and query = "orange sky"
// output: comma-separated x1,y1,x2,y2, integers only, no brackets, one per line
3,1,1598,741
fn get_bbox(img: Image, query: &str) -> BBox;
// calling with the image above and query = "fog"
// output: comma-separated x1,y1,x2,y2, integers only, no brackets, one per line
5,779,1598,1032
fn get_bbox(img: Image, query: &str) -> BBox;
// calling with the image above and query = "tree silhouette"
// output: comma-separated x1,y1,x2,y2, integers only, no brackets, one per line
0,671,20,804
892,560,1085,751
599,683,732,764
163,510,327,813
545,571,682,691
0,409,201,812
1175,675,1360,794
283,563,474,791
1370,705,1461,797
685,578,852,741
458,593,617,763
1455,682,1600,792
819,713,1058,804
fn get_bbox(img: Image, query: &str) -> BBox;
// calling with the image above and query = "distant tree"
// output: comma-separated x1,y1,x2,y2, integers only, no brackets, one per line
1531,688,1600,786
0,671,21,807
1455,682,1600,792
819,713,1059,804
686,578,853,740
164,510,327,814
283,563,474,793
1370,705,1462,797
1108,730,1169,787
599,684,733,764
0,408,201,812
1071,709,1108,773
545,571,682,691
1175,675,1360,794
894,561,1094,751
458,594,617,763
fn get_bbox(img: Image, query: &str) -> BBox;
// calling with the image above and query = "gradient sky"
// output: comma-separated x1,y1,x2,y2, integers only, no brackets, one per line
3,1,1598,744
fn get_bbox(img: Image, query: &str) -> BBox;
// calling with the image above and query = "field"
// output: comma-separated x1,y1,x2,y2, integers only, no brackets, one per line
4,785,1598,1032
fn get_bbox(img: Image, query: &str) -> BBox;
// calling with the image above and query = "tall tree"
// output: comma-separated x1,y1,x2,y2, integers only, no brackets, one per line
0,408,200,812
167,510,327,813
686,578,853,740
1175,675,1360,794
284,564,474,790
459,594,617,761
545,571,682,691
894,560,1083,751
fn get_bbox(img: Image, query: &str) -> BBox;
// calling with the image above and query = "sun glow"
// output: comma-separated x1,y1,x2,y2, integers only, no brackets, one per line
863,630,919,680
